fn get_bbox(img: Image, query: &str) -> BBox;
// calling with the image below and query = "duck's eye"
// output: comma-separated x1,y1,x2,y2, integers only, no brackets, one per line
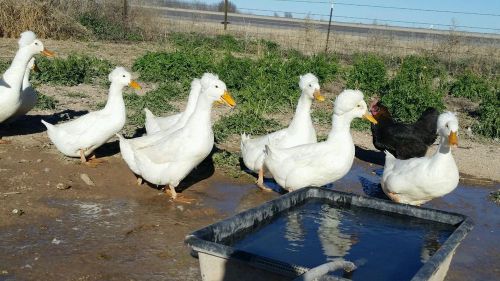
309,84,312,87
122,75,126,78
357,104,362,108
34,42,39,46
215,85,219,88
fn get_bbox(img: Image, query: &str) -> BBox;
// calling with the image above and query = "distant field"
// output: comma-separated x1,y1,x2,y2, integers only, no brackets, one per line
136,6,500,63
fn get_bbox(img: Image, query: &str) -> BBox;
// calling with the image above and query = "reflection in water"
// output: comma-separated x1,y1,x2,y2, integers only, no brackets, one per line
420,230,444,263
317,204,354,259
285,212,306,251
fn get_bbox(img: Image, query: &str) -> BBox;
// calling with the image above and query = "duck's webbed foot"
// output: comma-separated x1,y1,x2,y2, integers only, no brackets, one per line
165,185,194,204
0,138,11,144
81,152,106,167
387,192,401,203
136,177,143,186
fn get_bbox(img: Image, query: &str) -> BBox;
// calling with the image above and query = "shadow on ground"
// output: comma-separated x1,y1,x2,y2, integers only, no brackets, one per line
0,109,88,137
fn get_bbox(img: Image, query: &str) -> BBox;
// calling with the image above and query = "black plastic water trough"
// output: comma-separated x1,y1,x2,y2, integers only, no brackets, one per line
185,187,473,281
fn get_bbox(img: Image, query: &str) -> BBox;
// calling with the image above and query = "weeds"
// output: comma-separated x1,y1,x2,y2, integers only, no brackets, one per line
214,110,281,142
345,53,387,98
450,71,491,101
124,83,182,127
132,50,216,83
79,12,142,41
212,150,244,178
489,190,500,205
35,93,58,110
33,54,113,86
474,91,499,139
381,55,446,122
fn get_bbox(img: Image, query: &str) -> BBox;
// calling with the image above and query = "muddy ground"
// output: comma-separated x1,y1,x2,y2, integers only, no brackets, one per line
0,115,498,281
0,38,499,280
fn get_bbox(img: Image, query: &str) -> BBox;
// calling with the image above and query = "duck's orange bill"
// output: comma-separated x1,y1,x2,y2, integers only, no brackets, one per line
313,89,325,102
41,48,55,58
220,90,236,107
129,80,141,90
363,113,378,124
449,131,458,147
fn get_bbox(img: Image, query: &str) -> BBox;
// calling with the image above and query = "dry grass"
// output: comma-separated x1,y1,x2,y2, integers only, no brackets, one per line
152,15,499,70
0,0,89,39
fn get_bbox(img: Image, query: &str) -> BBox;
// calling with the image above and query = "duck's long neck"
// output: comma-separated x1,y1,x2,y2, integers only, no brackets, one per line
327,114,353,141
103,83,125,113
185,94,213,130
3,48,32,91
22,65,31,90
433,136,453,160
179,88,200,123
288,93,313,131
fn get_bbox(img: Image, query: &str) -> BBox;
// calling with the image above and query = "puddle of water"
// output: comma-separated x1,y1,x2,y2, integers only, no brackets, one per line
230,199,454,281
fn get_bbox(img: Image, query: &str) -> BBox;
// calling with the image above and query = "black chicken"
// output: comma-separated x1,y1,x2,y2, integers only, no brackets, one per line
369,100,439,160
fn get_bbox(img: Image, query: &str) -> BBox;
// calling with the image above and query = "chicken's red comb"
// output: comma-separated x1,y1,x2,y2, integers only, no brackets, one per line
369,97,380,110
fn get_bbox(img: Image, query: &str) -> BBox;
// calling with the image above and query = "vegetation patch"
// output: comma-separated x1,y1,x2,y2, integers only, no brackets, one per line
79,12,142,41
381,55,446,122
124,83,182,127
450,71,491,101
35,93,58,110
132,50,216,83
212,150,244,178
214,111,281,142
345,53,387,98
33,54,113,86
474,91,499,139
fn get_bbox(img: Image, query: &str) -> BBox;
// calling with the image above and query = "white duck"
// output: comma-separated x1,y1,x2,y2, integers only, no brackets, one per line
12,58,37,119
0,31,54,143
132,73,235,201
264,90,377,192
41,67,141,163
241,73,324,191
117,77,202,184
143,78,202,134
381,112,460,206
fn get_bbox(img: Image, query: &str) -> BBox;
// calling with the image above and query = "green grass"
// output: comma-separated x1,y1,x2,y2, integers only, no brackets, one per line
380,55,446,123
490,190,500,205
450,71,491,101
474,90,499,139
213,110,282,142
168,32,279,54
312,109,331,126
124,83,182,127
212,150,245,178
33,54,113,86
79,12,142,41
65,92,88,98
35,93,58,110
345,53,387,98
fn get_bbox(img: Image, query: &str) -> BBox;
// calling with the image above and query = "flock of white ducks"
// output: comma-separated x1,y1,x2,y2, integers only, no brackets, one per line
0,31,461,206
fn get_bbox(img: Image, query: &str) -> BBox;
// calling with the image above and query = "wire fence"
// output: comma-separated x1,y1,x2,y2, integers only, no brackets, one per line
135,0,500,67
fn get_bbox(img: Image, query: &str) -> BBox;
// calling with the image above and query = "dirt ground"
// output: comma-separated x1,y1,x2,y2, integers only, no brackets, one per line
0,38,499,280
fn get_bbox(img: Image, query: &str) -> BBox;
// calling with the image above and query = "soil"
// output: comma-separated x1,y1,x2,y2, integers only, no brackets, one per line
0,38,499,280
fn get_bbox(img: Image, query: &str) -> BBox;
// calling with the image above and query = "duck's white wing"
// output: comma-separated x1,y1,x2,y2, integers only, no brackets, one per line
134,130,189,164
56,110,107,136
382,157,428,194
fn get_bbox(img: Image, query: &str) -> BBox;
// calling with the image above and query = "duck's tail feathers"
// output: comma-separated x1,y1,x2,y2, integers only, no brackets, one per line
41,119,54,130
384,150,396,169
144,108,155,120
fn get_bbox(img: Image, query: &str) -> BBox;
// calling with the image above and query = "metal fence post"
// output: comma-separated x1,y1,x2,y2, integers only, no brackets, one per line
325,2,334,52
224,0,229,30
